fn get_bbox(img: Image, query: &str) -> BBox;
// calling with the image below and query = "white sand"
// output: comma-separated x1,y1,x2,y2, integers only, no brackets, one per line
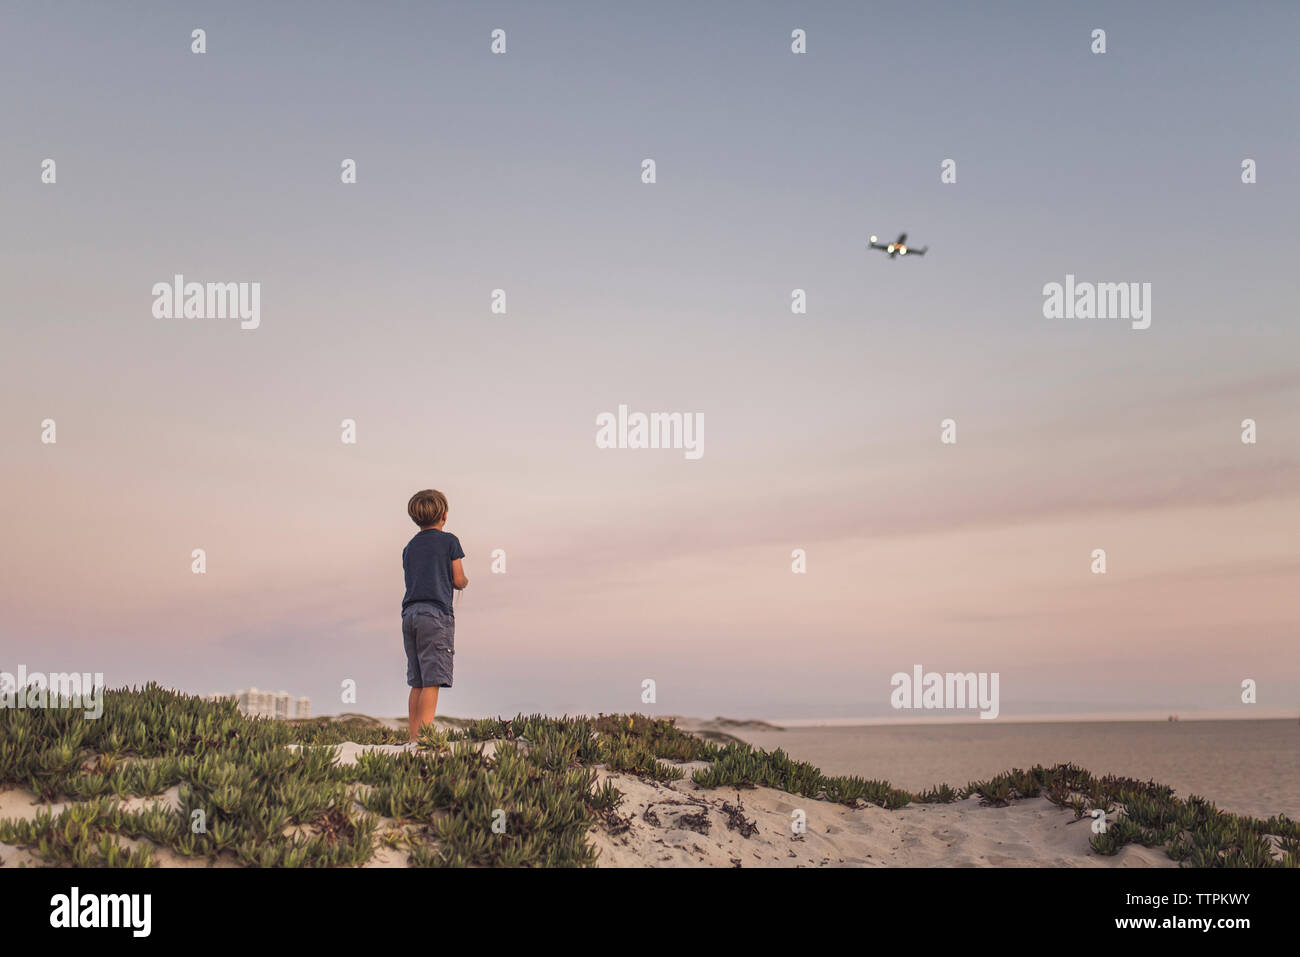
589,761,1171,867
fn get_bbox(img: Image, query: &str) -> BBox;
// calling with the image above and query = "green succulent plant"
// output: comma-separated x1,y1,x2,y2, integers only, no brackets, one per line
2,684,1294,868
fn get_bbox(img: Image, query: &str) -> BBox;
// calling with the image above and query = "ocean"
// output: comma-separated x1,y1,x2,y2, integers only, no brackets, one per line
722,718,1299,821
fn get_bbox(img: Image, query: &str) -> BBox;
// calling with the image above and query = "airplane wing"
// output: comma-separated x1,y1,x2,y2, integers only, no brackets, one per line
868,236,927,255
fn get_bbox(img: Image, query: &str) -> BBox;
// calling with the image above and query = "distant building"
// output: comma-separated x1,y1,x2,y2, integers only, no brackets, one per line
204,687,311,720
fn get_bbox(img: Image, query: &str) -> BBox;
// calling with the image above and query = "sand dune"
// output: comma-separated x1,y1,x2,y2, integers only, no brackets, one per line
590,760,1172,867
0,715,1198,867
309,732,1175,866
673,716,1299,822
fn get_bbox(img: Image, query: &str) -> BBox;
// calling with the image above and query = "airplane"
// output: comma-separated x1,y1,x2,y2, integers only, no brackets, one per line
868,233,927,258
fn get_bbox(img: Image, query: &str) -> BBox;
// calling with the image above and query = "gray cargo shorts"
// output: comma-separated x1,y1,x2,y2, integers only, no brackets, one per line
402,602,455,688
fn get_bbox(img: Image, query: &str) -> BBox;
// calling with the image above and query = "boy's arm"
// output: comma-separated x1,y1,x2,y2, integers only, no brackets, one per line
451,558,468,590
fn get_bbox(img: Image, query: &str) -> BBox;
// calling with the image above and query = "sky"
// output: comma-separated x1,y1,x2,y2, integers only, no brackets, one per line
1,1,1297,723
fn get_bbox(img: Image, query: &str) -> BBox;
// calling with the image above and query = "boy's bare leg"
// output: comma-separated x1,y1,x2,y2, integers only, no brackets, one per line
415,687,440,741
407,687,421,743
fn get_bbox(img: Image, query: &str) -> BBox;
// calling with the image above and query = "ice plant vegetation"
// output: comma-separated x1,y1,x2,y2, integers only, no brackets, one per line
0,685,1294,867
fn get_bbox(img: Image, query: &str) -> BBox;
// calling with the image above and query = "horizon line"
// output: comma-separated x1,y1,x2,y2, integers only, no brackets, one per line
295,707,1300,727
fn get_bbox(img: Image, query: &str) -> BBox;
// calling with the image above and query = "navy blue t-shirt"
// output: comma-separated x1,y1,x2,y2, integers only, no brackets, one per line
401,529,465,615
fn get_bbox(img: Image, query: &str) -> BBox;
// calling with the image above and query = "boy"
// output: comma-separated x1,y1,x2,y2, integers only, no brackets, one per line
401,489,468,743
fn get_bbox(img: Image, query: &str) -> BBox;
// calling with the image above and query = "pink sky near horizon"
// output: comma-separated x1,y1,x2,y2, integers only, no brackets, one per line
3,330,1297,720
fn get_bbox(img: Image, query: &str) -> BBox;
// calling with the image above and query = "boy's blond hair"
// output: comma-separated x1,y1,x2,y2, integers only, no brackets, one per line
408,489,449,528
